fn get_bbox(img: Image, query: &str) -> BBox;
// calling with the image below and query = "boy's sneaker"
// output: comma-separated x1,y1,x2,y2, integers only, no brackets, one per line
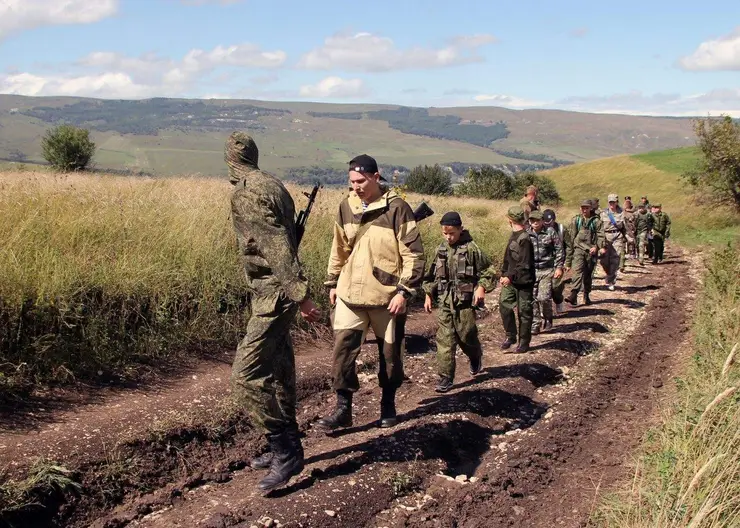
435,377,453,393
608,284,615,291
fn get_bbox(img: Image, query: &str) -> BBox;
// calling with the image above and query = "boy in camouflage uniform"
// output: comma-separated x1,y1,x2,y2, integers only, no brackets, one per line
499,206,535,353
527,209,565,334
422,212,497,393
543,209,570,315
227,132,321,493
566,200,606,306
621,197,637,271
600,193,627,291
634,202,653,266
650,204,671,264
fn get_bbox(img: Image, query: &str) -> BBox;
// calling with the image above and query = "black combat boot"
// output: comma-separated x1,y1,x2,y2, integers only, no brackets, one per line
257,428,305,493
469,354,482,376
583,293,592,305
500,337,516,350
379,386,398,428
566,291,579,306
316,390,353,430
515,341,530,353
249,450,273,470
435,376,453,393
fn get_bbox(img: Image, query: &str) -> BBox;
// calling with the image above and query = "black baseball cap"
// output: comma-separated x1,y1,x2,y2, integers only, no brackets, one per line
542,209,556,223
440,211,462,227
348,154,386,181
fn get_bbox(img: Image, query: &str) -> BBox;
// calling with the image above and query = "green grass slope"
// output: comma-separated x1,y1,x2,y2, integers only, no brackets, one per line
541,147,740,247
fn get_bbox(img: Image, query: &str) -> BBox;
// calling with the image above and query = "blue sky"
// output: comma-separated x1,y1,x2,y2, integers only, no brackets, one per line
0,0,738,115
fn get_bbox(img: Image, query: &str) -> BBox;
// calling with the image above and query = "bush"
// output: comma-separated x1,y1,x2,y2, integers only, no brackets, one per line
404,164,452,195
455,165,515,200
41,125,96,171
512,172,561,205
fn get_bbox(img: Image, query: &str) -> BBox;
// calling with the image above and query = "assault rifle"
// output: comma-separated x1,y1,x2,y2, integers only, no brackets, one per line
413,201,434,222
296,183,322,246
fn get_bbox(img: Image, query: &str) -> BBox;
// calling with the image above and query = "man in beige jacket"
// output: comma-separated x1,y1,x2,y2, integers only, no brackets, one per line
318,154,425,431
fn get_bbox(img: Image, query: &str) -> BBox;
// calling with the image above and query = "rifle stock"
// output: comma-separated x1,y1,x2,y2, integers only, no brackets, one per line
296,183,322,246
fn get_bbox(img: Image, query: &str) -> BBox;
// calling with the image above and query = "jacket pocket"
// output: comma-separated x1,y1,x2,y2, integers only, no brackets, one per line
372,266,400,287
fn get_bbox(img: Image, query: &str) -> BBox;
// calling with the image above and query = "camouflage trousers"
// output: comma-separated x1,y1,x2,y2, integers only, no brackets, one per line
620,237,634,270
231,289,298,435
533,268,555,331
435,298,482,380
637,232,649,264
570,248,596,295
331,298,404,392
600,238,624,285
499,284,534,344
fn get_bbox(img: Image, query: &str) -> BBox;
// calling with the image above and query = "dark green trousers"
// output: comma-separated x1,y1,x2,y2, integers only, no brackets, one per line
231,290,298,435
570,248,596,295
652,236,665,262
499,284,534,344
436,300,482,380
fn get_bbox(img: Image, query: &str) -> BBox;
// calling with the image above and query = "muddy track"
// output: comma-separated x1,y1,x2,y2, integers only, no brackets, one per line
0,247,699,528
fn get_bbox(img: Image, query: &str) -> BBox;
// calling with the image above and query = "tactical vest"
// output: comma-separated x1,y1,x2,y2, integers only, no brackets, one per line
435,243,476,303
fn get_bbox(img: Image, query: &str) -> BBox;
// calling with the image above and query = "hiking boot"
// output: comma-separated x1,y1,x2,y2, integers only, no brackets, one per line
257,429,304,493
566,291,579,306
316,390,352,430
379,387,398,428
531,326,541,335
500,337,516,350
249,451,274,470
515,341,530,354
469,355,482,376
583,293,592,305
543,319,553,331
435,376,454,393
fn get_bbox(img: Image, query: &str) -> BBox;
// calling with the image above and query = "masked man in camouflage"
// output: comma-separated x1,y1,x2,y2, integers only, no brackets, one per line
600,193,627,291
227,132,321,493
566,200,606,306
527,209,565,334
318,154,425,431
499,206,535,353
422,212,497,393
650,203,671,264
634,202,653,266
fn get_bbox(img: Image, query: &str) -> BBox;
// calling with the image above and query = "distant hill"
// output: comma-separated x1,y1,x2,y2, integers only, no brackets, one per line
0,94,697,177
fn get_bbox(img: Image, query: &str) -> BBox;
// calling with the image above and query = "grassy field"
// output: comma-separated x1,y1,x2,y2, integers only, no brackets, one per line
541,149,740,247
593,245,740,527
0,170,515,392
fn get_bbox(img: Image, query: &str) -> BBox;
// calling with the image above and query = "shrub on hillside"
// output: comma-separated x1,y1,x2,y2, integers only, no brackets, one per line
41,124,96,172
512,172,561,204
404,164,452,195
684,115,740,212
455,165,515,200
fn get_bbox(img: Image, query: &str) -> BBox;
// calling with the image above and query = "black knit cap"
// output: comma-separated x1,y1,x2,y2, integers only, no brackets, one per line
440,211,462,227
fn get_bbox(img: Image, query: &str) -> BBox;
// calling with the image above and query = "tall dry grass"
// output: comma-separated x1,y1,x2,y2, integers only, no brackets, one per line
592,245,740,527
0,171,515,389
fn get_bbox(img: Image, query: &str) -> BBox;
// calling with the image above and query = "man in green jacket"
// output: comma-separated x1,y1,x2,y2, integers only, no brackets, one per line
422,212,497,393
634,202,653,266
650,203,671,264
565,200,606,306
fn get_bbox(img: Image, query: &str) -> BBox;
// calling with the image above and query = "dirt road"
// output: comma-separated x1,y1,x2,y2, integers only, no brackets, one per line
0,248,699,528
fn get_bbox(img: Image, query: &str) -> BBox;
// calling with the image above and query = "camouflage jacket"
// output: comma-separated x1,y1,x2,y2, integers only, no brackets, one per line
422,231,496,306
600,206,627,243
230,168,309,303
527,225,565,270
565,214,605,266
652,212,672,238
623,207,637,238
326,189,425,308
635,211,654,234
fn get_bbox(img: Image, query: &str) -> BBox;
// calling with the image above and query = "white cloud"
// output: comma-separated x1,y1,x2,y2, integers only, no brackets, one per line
471,89,740,117
298,77,368,99
473,94,549,109
679,27,740,71
1,42,287,99
0,0,118,39
298,32,496,72
0,72,157,98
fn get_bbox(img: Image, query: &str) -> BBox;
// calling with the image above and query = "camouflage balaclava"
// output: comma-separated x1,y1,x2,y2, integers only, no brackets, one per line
225,131,259,185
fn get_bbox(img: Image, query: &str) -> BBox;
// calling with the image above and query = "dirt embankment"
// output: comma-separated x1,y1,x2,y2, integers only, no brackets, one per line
0,248,699,528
